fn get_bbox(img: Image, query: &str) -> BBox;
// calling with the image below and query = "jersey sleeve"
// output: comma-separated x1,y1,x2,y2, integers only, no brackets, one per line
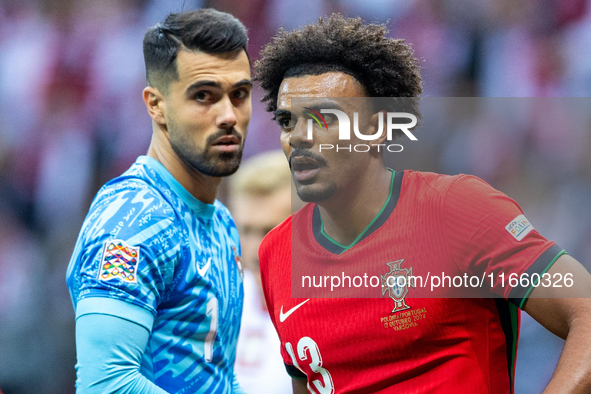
258,230,281,344
258,222,306,380
75,313,169,394
442,175,566,308
69,181,184,327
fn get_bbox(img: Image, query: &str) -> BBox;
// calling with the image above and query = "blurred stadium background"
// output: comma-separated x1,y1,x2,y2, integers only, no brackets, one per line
0,0,590,393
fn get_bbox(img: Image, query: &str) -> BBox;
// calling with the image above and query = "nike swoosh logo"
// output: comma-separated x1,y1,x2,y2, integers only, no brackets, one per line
197,257,211,277
279,299,310,322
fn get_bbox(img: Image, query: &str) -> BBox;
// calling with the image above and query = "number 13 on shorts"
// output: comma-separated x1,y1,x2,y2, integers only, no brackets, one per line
286,337,335,394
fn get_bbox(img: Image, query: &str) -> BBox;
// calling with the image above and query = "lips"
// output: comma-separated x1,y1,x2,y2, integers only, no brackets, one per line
212,135,240,146
291,156,320,171
211,135,240,152
291,156,321,182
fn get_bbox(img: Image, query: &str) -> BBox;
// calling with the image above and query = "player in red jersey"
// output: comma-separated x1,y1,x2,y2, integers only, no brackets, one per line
254,14,591,394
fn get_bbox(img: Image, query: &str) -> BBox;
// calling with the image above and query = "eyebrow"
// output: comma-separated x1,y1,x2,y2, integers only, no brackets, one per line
185,79,253,96
274,100,345,119
302,101,344,113
233,79,253,89
273,109,292,120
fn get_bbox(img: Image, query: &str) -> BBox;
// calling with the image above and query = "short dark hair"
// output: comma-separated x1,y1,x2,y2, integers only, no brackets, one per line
255,14,422,114
143,8,248,91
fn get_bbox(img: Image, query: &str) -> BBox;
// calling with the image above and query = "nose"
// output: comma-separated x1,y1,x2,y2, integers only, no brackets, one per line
216,97,237,130
290,116,314,150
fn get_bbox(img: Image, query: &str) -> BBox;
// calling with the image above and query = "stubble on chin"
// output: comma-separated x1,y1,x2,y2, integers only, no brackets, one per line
295,182,336,203
173,140,244,177
167,119,245,177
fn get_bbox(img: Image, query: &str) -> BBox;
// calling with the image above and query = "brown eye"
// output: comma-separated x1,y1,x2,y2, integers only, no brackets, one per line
233,89,248,99
276,117,293,130
195,91,212,101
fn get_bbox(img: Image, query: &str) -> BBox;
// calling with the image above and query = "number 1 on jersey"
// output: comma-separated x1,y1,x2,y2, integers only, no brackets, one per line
205,297,218,362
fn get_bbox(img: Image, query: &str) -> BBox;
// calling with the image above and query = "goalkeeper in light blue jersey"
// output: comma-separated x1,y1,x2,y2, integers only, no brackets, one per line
66,8,252,394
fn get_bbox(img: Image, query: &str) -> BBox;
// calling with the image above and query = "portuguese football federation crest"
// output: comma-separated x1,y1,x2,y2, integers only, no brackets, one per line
381,259,415,313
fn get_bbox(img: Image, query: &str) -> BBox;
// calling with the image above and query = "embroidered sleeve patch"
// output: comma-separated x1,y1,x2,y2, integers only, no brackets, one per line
99,240,139,283
505,214,533,241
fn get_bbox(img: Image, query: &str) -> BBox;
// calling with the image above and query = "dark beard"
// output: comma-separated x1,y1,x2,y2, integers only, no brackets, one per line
173,143,243,177
169,125,244,177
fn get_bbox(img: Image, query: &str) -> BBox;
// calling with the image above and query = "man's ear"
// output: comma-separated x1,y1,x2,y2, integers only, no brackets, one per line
143,86,167,126
369,111,389,145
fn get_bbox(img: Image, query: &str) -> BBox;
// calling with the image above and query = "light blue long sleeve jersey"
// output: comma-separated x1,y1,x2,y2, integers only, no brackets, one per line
66,155,245,393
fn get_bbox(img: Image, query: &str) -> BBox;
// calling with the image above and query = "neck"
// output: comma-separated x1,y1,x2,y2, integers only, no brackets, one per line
317,164,392,246
147,126,221,205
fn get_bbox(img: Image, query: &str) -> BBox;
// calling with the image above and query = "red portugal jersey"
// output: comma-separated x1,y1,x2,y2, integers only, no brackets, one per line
258,170,565,394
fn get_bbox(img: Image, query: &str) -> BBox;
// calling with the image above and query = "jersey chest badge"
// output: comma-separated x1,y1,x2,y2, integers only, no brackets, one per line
98,239,139,283
380,259,429,331
381,259,415,313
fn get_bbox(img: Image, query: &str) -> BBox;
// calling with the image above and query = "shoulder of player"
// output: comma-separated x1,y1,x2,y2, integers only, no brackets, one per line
91,177,178,223
261,215,292,247
258,204,315,265
257,217,291,285
405,170,494,199
261,202,314,242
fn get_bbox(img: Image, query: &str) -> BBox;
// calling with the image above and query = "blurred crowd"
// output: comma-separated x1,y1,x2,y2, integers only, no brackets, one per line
0,0,590,393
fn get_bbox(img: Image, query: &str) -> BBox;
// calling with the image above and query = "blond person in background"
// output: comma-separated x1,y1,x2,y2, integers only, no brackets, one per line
230,151,296,393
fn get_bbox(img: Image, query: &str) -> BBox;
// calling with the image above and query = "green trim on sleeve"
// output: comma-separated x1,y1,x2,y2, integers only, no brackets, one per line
507,244,567,309
76,297,155,332
518,249,567,309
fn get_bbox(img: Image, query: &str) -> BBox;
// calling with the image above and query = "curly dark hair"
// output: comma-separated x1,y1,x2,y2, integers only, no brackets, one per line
255,14,422,114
